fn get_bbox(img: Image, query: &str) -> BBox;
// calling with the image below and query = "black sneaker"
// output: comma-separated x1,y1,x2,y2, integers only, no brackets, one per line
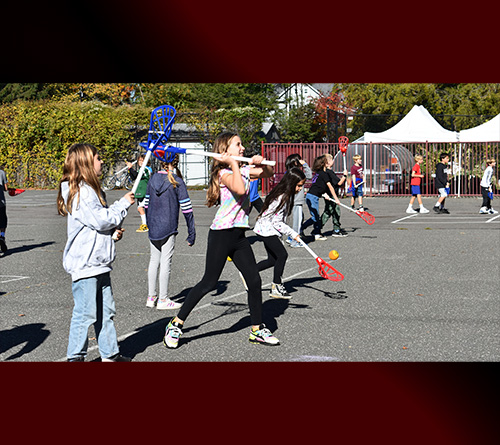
102,353,132,362
440,208,450,214
332,230,347,237
269,283,291,299
433,206,441,213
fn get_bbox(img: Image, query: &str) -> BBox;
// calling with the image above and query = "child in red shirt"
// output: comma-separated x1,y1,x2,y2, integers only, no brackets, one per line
406,155,429,214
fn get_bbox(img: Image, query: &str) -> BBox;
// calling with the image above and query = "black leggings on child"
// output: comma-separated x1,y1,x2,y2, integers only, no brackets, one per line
256,234,288,284
177,228,262,326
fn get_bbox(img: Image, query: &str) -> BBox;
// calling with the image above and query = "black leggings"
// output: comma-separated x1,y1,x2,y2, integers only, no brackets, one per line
177,228,262,326
256,235,288,284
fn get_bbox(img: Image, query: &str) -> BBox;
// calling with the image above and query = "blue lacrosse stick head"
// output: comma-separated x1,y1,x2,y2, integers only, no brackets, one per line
145,105,177,162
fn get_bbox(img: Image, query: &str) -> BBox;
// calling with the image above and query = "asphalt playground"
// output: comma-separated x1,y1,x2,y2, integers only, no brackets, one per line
1,190,499,362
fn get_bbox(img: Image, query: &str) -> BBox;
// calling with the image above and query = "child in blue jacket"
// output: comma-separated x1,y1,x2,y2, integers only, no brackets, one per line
144,155,196,310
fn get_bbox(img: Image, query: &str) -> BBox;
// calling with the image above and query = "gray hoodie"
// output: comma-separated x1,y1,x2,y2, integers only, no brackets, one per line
61,182,132,281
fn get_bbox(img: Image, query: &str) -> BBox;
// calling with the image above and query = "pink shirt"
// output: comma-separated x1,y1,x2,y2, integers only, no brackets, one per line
210,166,251,230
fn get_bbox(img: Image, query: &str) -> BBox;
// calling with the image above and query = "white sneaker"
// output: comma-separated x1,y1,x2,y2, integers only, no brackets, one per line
479,206,489,214
314,234,327,241
157,297,182,310
489,208,498,214
146,295,158,308
406,206,417,214
419,206,430,214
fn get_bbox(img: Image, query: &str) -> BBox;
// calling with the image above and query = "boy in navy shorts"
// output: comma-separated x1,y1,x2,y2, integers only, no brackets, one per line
350,154,365,211
406,155,429,214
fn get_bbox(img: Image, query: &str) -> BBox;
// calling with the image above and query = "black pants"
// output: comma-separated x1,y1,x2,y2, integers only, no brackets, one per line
177,228,262,326
250,197,264,214
481,187,492,209
0,206,7,229
256,235,288,284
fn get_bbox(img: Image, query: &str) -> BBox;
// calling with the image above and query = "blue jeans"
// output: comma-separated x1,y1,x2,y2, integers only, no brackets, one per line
67,272,119,360
303,194,322,235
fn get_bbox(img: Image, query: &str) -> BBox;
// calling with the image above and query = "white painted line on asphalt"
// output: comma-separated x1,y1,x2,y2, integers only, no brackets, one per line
0,275,30,284
486,214,500,223
391,214,418,224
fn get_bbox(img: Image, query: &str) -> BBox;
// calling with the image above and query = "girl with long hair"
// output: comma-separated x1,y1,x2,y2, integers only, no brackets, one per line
57,143,135,362
163,132,280,348
284,153,312,247
253,167,306,298
144,155,196,310
301,154,339,240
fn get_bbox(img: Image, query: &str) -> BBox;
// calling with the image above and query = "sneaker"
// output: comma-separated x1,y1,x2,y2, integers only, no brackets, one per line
239,271,248,291
0,236,7,253
67,356,85,362
269,282,291,299
288,241,300,248
157,297,182,310
164,319,183,349
314,233,327,241
406,206,417,214
332,230,347,237
146,295,158,308
357,206,365,212
249,324,280,346
102,353,132,362
489,208,498,214
440,208,450,214
136,224,149,233
285,237,292,245
419,206,430,214
433,206,441,213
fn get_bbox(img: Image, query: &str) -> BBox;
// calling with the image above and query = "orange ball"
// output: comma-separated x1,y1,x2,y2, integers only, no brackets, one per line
329,250,339,260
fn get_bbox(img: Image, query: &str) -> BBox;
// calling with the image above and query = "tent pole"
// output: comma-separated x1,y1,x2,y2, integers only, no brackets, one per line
457,143,462,197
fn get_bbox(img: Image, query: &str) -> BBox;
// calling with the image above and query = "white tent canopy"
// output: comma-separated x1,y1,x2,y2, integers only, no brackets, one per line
354,105,459,143
458,113,500,142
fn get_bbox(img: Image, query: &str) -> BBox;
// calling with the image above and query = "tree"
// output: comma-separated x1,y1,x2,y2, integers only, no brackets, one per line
272,103,322,143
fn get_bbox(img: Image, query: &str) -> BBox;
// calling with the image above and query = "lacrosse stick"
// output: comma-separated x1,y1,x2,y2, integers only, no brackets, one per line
296,238,344,282
112,105,176,240
139,142,276,167
8,188,25,196
338,136,349,195
130,105,177,194
338,136,349,171
322,193,375,225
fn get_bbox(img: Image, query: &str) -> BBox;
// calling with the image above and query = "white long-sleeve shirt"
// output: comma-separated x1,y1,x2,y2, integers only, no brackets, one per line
480,165,493,188
61,182,131,281
253,195,298,239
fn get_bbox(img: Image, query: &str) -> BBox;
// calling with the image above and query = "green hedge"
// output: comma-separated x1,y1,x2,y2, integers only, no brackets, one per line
0,100,150,188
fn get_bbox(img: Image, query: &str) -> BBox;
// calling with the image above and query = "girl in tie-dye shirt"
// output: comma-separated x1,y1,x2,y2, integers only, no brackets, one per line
163,132,281,348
